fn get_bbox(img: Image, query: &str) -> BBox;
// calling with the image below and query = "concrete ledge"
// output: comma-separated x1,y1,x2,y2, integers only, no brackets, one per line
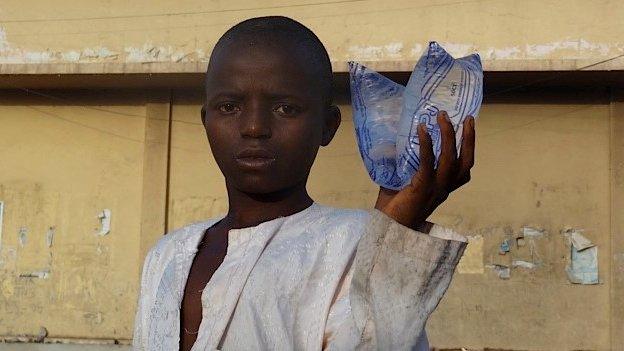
1,56,623,76
1,70,623,93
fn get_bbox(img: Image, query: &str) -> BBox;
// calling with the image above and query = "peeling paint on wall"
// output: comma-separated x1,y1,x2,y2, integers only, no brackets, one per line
483,46,522,60
347,42,406,60
522,226,546,237
346,39,624,62
0,159,138,338
525,39,612,58
0,26,203,64
45,226,55,248
18,227,27,247
80,47,119,61
512,260,537,269
1,21,623,66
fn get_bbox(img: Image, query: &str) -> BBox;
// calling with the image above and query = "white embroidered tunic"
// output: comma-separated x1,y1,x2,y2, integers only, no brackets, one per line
133,203,467,350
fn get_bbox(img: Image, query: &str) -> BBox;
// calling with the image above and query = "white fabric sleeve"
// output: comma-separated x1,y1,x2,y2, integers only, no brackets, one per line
332,209,467,350
132,249,155,351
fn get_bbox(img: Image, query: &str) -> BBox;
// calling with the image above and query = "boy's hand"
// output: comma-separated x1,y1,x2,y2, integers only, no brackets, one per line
374,111,475,233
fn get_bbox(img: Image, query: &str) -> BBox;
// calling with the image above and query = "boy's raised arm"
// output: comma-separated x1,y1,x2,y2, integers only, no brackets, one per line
323,112,474,349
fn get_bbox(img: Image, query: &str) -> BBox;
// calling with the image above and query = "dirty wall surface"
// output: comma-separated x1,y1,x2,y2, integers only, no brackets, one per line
0,0,623,73
0,86,619,350
1,0,623,349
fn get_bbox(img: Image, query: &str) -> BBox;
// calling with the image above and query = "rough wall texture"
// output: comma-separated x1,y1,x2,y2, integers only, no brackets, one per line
0,0,623,72
0,86,620,349
0,92,147,340
1,0,623,349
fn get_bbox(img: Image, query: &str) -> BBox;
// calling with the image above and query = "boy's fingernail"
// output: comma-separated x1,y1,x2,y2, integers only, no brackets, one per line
469,116,475,127
440,111,449,121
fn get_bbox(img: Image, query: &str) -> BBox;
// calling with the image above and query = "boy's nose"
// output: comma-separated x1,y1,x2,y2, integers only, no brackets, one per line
239,104,272,139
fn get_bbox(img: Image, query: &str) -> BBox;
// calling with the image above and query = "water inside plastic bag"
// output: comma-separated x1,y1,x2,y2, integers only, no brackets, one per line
349,41,483,190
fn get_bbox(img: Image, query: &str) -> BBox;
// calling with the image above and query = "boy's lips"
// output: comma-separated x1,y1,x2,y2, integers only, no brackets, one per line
234,148,277,169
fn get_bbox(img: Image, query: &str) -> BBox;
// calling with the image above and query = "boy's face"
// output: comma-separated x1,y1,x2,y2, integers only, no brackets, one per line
203,39,340,194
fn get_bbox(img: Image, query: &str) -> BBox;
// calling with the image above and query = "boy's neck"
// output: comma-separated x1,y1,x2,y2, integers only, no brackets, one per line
223,180,314,229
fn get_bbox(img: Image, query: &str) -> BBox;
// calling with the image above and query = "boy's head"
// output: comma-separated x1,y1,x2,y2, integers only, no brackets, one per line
203,16,341,195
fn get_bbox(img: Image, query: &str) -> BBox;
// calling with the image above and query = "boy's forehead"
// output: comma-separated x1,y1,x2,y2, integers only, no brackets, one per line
206,40,321,96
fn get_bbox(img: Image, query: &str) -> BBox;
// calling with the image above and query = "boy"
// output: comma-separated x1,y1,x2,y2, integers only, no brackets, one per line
133,16,475,351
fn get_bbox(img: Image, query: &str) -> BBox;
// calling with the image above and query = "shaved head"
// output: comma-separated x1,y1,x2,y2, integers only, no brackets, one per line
207,16,334,105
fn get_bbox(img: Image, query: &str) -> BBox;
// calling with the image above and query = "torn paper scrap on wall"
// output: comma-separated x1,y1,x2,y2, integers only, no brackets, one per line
563,229,599,285
512,226,544,267
512,260,537,269
499,239,511,255
514,227,533,247
96,209,111,236
522,226,546,237
568,230,595,251
567,246,598,284
486,264,510,279
457,235,484,274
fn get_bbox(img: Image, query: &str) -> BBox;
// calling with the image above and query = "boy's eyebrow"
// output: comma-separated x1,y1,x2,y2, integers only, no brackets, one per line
206,91,245,101
264,92,306,101
207,91,310,102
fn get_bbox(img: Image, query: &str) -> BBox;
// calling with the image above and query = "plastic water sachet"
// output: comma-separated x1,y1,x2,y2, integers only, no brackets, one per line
349,42,483,190
349,62,405,189
396,42,483,185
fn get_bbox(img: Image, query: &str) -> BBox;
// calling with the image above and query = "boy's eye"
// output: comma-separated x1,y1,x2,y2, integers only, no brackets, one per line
274,104,299,116
217,102,240,114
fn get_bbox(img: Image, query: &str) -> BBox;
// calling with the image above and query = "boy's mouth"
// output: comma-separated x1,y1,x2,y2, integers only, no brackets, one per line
234,148,277,169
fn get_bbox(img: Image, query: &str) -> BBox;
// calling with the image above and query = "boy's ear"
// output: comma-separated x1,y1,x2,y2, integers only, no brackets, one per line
321,105,341,147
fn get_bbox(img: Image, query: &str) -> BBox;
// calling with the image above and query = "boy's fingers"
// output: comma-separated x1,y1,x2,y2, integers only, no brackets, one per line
379,124,435,221
411,123,435,192
436,111,458,191
457,116,476,187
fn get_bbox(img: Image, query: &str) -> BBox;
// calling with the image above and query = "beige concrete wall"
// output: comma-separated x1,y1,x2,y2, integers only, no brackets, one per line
167,90,613,350
1,0,623,74
0,87,619,349
0,92,147,340
429,102,611,350
0,2,622,347
610,90,624,349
